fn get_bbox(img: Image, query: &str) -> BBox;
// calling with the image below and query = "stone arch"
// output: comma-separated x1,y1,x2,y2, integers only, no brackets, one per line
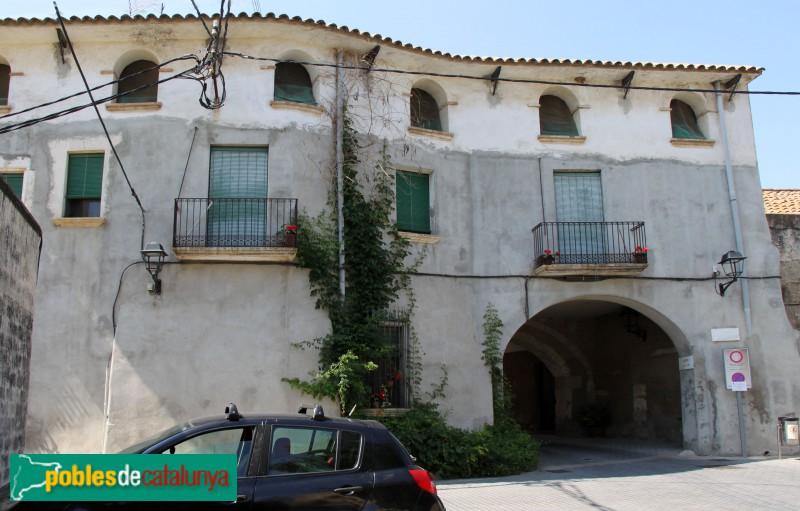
504,294,697,447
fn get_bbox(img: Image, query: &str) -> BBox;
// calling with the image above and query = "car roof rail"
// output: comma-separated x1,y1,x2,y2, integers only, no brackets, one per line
225,403,241,421
298,403,326,421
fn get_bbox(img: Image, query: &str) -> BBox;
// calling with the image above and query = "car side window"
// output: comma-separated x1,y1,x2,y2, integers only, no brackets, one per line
159,427,255,477
268,426,362,475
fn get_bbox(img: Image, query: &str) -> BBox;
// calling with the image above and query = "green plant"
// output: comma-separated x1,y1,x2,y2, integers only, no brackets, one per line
283,351,377,415
288,112,420,410
372,402,540,479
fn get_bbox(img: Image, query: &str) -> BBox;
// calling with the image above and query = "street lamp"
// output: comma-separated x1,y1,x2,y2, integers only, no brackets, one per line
140,242,168,295
715,250,746,296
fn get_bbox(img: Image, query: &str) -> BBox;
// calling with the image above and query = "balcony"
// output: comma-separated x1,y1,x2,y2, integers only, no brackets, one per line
532,221,648,277
173,198,298,262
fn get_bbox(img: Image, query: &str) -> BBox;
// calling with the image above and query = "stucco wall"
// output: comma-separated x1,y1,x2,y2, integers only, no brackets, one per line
0,15,797,457
766,214,800,329
0,179,41,491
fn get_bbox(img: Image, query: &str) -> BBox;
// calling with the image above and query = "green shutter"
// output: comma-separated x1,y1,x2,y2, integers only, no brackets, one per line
209,147,268,199
540,95,579,136
1,173,23,197
66,154,104,199
396,170,430,234
274,63,316,105
208,147,269,246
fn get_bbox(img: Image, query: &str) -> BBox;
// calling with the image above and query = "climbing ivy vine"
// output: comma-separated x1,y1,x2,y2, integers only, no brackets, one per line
283,110,422,414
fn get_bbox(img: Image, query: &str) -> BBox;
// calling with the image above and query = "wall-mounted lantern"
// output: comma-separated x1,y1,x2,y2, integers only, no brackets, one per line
715,250,746,296
140,242,168,295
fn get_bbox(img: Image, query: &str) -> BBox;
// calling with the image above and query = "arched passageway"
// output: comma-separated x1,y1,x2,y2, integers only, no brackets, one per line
504,300,683,444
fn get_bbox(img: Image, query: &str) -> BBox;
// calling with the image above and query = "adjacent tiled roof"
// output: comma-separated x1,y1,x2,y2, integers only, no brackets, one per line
763,189,800,214
0,12,764,74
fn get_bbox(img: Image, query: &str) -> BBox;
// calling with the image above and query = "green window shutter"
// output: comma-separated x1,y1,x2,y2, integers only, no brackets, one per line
66,154,104,199
1,173,23,197
209,147,268,198
274,63,316,105
670,100,705,139
396,170,430,234
539,95,579,136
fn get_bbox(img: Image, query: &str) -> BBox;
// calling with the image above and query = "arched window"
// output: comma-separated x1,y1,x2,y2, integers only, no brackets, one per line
0,63,10,106
670,99,705,139
539,95,578,136
410,88,442,131
274,62,315,105
118,60,158,103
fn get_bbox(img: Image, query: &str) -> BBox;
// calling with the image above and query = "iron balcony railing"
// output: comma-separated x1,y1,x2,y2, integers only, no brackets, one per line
532,221,647,268
173,198,298,248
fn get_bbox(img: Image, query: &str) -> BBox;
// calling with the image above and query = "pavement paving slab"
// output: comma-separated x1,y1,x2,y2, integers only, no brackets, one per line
437,436,800,510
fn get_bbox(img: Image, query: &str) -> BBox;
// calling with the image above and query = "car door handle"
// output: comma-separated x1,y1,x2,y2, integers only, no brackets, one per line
333,486,364,496
237,494,248,502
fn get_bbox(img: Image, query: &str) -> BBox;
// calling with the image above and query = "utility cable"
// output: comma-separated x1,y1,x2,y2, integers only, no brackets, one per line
0,55,199,121
0,66,199,135
223,52,800,97
54,2,146,251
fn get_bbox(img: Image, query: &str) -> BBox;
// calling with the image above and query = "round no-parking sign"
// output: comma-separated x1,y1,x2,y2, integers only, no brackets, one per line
723,348,751,391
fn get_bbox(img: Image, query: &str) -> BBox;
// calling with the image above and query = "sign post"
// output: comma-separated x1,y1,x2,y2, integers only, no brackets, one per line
723,348,751,457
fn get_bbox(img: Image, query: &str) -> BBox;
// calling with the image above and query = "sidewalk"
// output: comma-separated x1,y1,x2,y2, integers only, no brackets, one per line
437,436,800,510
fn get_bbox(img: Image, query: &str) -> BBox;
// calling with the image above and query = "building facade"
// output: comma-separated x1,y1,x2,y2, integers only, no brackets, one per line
1,12,797,456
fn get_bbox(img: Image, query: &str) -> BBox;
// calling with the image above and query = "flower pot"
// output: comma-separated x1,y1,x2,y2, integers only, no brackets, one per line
633,253,646,263
282,233,296,247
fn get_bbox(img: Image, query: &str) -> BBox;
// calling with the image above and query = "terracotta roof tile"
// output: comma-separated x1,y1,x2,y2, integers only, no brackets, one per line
0,12,764,75
763,189,800,214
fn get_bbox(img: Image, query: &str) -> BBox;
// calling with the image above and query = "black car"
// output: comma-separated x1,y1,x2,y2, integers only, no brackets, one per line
20,403,445,511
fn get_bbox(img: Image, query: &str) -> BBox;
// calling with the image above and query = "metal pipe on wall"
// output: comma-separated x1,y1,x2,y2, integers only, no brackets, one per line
713,81,752,335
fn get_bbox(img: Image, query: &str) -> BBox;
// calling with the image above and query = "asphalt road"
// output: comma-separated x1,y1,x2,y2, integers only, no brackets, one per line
437,436,800,510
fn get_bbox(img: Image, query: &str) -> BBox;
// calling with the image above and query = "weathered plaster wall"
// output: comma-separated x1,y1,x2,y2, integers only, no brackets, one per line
0,179,41,490
0,15,796,457
766,214,800,329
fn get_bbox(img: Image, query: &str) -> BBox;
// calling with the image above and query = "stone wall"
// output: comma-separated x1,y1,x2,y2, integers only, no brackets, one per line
0,179,41,492
766,214,800,330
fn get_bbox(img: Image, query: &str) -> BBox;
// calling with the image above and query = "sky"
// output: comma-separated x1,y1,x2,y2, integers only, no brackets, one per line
3,0,799,188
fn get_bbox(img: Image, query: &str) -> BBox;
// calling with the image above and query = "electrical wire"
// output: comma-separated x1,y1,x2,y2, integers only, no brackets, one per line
0,55,199,122
223,52,800,97
54,2,147,252
0,67,199,135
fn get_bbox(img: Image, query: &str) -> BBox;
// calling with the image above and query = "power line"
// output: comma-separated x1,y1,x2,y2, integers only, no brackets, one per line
0,55,199,122
54,2,147,251
0,67,198,135
223,52,800,97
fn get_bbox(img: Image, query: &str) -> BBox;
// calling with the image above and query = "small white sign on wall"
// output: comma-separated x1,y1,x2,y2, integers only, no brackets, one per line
678,356,694,370
712,328,740,342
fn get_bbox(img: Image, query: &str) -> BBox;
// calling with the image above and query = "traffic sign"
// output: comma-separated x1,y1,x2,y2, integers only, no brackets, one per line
723,348,751,390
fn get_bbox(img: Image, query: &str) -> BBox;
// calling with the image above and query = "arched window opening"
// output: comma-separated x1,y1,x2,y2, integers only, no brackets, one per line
274,62,315,105
410,88,442,131
670,99,705,139
0,64,10,106
118,60,158,103
539,95,579,136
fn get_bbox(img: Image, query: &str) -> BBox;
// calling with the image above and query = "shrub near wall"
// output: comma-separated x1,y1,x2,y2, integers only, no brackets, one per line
375,403,540,479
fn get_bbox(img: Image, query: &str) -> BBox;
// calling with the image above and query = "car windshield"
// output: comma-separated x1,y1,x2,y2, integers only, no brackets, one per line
117,423,192,453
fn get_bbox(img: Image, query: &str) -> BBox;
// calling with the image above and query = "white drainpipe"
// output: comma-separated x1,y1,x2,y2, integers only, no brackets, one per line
714,81,752,335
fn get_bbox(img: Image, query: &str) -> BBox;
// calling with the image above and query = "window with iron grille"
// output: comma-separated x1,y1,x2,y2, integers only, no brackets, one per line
410,88,442,131
368,312,411,409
